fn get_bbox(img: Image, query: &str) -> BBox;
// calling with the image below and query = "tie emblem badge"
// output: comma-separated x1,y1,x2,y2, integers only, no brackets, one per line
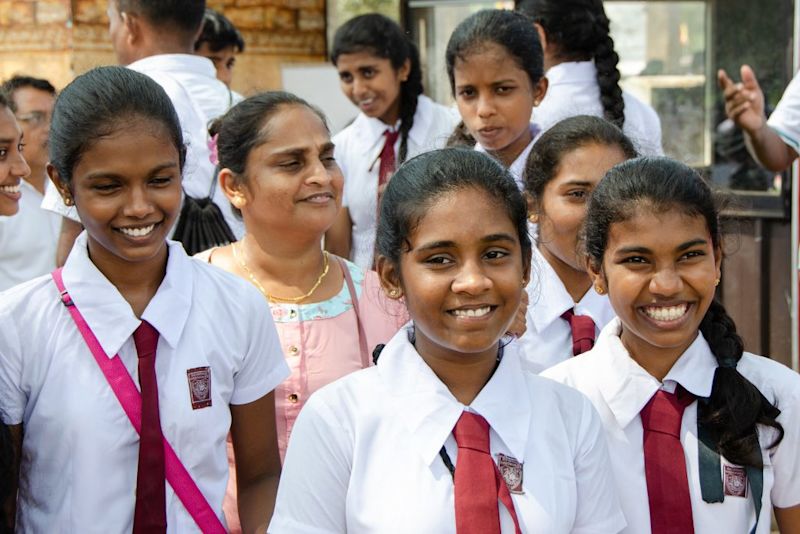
497,453,524,494
187,366,212,410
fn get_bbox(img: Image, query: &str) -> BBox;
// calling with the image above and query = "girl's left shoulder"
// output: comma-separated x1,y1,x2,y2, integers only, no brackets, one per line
737,353,800,407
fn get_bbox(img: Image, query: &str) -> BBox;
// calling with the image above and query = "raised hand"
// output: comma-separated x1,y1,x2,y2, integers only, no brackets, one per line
718,65,766,134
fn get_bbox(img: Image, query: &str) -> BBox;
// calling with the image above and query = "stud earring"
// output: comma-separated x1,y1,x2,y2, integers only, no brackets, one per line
63,196,74,206
715,278,720,287
388,288,401,299
232,197,245,209
595,284,605,295
527,213,538,223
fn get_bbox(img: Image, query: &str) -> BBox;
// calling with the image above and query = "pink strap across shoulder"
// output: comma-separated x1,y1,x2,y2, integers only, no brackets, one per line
51,269,226,534
336,257,371,368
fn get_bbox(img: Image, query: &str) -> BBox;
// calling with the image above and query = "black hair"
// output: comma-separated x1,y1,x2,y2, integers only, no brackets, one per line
525,115,636,204
331,14,423,165
49,66,186,185
0,75,56,112
208,91,328,218
194,8,245,53
376,148,531,269
585,157,783,467
0,92,7,110
446,9,544,98
516,0,625,128
116,0,205,41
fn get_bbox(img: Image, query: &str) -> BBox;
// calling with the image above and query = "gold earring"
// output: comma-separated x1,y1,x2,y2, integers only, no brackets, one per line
388,288,401,298
715,278,720,287
231,197,244,209
595,284,605,295
527,213,538,223
63,197,74,206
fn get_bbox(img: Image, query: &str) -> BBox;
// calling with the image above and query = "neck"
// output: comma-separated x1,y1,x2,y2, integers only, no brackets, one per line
538,244,592,302
620,328,698,382
24,167,47,194
492,128,532,168
133,38,194,62
238,231,326,295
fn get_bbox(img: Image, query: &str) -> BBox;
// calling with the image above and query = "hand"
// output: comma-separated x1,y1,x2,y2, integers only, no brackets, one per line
718,65,767,134
506,290,529,338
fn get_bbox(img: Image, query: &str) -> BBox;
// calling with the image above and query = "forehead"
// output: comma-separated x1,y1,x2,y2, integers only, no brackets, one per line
407,187,518,246
453,41,527,83
11,87,55,112
0,107,23,138
549,143,627,183
607,206,711,248
74,118,179,172
335,51,391,71
254,105,329,152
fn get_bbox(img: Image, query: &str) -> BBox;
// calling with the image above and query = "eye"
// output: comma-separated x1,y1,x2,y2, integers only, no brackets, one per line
680,250,705,261
566,189,588,201
484,249,510,260
0,148,7,159
17,143,25,153
620,255,648,265
362,67,376,79
457,88,476,98
321,154,337,167
226,58,236,69
339,72,353,83
496,85,515,94
424,254,454,266
279,160,301,170
150,176,173,187
92,182,120,193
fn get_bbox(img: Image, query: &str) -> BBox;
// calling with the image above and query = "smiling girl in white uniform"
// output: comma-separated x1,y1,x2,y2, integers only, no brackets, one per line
518,115,636,372
0,91,30,216
0,66,289,533
445,10,548,190
543,157,800,533
326,14,458,269
269,148,625,533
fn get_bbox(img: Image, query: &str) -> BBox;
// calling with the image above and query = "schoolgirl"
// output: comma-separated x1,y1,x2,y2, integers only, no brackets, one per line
445,9,548,189
543,157,800,532
0,67,289,532
0,92,30,216
198,91,408,532
518,115,636,372
516,0,663,156
327,13,458,269
269,148,625,533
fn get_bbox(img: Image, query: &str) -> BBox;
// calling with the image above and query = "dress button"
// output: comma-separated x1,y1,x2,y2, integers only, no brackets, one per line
289,345,299,355
289,309,297,319
287,393,299,403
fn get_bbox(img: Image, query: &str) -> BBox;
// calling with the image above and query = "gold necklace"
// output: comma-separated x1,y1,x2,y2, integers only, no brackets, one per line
233,242,330,304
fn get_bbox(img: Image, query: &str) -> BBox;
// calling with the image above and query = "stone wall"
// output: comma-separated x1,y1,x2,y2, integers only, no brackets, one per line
0,0,326,93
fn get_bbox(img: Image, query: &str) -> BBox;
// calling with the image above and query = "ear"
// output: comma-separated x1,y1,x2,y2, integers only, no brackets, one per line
122,11,141,47
532,76,548,107
398,58,412,83
523,191,538,222
219,168,247,210
713,245,722,281
533,22,548,53
47,164,73,206
376,254,403,299
586,256,607,295
522,246,532,287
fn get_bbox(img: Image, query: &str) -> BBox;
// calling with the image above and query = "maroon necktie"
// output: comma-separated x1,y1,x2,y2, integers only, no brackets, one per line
640,386,696,534
452,412,521,534
560,308,596,356
132,321,167,533
378,129,400,186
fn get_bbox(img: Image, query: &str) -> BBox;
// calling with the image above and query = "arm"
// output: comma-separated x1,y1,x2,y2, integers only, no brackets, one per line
230,392,281,534
324,207,352,260
718,66,798,171
775,505,800,533
55,218,83,267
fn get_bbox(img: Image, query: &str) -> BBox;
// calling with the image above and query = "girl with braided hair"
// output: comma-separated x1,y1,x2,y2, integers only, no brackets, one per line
516,0,663,157
543,157,800,533
327,14,458,270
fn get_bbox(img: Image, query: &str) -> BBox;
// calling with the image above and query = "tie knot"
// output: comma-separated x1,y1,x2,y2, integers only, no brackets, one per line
453,411,491,454
640,387,695,437
133,321,159,360
384,129,400,144
561,308,596,356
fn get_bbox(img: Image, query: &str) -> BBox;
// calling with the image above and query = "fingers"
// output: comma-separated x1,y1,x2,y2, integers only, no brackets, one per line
741,64,760,91
717,69,734,90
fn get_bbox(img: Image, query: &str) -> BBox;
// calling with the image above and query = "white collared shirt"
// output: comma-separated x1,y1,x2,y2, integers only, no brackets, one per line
474,124,542,191
333,95,459,269
517,246,615,373
543,318,800,533
269,327,626,533
768,70,800,151
40,54,244,238
534,61,663,156
0,179,60,290
0,232,289,532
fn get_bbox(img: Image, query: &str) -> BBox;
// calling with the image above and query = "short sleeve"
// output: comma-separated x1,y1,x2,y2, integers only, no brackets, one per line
769,377,800,508
571,394,627,534
230,289,289,405
0,297,27,425
768,71,800,152
269,393,353,533
41,180,80,222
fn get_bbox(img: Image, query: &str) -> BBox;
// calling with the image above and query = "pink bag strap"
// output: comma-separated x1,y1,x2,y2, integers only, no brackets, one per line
336,257,371,368
51,269,226,534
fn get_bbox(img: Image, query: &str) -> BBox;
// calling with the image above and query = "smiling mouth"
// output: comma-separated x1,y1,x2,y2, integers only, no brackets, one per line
449,306,494,318
0,184,21,195
642,303,689,322
117,223,157,238
358,98,376,108
302,192,334,203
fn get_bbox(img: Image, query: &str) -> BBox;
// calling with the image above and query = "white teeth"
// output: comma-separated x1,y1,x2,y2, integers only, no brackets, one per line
643,303,688,322
452,306,491,318
0,184,20,194
119,224,155,237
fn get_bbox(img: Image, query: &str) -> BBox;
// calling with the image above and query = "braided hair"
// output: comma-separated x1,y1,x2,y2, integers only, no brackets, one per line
331,14,423,165
584,157,783,467
516,0,625,128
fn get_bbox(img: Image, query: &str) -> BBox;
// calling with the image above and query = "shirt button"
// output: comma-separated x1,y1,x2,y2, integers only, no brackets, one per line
287,393,299,403
289,309,297,319
289,345,299,355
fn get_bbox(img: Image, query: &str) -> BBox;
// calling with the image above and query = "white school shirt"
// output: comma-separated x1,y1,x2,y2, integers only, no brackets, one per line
542,318,800,534
0,179,60,291
767,70,800,151
333,95,459,269
534,61,663,157
40,54,244,238
269,327,626,534
517,246,615,373
0,232,289,533
474,124,541,191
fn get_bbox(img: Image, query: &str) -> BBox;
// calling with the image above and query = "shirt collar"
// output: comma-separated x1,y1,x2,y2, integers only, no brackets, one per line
474,124,540,187
62,233,194,357
127,54,217,78
377,328,531,466
593,318,717,429
544,61,597,86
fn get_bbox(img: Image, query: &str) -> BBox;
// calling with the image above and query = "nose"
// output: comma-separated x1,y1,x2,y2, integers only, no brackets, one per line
306,157,336,187
352,77,368,99
477,94,496,118
11,150,30,179
451,260,493,295
123,184,154,218
649,266,683,297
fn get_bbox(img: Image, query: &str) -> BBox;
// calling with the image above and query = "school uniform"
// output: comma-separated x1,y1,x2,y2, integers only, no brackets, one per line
517,246,615,373
0,232,290,532
474,124,541,191
767,69,800,151
534,61,663,157
542,318,800,533
269,327,627,533
333,95,459,269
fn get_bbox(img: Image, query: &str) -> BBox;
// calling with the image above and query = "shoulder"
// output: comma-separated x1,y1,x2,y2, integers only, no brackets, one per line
302,365,383,422
0,274,58,318
541,349,606,392
736,353,800,408
183,249,268,314
622,90,661,126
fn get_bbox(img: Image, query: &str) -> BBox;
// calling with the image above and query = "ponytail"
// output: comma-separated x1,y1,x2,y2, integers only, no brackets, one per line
592,32,625,128
697,300,783,467
397,42,423,164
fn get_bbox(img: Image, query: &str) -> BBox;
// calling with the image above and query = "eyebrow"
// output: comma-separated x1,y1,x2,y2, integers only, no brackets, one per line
273,142,335,157
559,180,594,188
616,238,709,255
415,233,518,252
82,162,179,180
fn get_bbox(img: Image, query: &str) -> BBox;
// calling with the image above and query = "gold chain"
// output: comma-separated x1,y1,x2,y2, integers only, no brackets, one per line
233,242,330,304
